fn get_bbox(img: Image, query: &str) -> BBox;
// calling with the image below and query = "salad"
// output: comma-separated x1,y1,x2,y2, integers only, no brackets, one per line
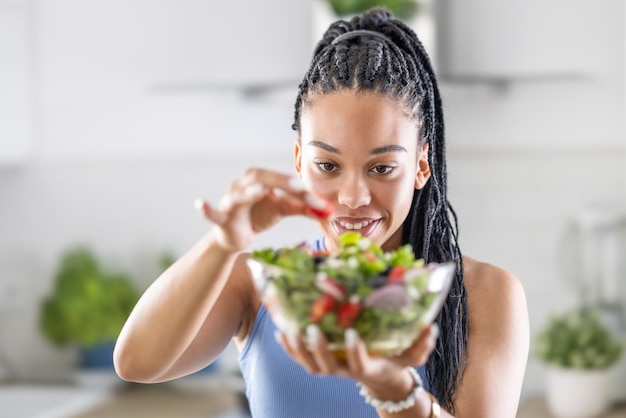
248,231,454,357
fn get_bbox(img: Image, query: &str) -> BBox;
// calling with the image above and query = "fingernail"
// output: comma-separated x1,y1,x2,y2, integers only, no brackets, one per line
306,324,320,346
345,328,358,349
244,183,264,197
287,331,299,347
305,194,327,210
288,177,306,191
194,199,204,212
431,323,440,339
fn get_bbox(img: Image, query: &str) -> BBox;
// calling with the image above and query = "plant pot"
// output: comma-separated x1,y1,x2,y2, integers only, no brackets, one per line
79,342,115,369
545,366,611,418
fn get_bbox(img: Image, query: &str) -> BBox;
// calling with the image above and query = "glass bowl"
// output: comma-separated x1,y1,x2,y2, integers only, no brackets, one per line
246,233,455,358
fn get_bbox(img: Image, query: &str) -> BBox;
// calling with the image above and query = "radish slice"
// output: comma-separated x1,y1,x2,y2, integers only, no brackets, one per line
364,285,411,309
314,273,346,300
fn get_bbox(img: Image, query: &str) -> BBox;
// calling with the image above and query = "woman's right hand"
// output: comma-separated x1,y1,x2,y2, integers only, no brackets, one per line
195,168,332,252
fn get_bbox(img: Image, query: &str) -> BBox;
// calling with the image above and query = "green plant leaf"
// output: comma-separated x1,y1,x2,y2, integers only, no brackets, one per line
327,0,420,20
39,246,141,348
535,308,624,369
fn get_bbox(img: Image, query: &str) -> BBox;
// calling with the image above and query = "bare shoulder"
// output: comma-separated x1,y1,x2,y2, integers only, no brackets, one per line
462,255,526,308
452,257,529,416
461,255,529,341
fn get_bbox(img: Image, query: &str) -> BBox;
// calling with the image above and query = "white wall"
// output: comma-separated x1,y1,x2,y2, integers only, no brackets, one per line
0,0,624,403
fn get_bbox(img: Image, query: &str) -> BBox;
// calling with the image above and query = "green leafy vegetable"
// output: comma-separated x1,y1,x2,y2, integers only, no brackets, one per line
250,231,450,356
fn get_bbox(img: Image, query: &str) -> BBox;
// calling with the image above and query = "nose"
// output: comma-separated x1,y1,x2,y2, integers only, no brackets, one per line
337,173,371,209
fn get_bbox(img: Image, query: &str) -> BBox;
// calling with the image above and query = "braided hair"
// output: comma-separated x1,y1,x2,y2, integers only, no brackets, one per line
292,7,467,413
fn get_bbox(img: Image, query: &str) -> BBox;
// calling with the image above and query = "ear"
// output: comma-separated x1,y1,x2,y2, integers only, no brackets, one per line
415,142,431,190
294,139,303,178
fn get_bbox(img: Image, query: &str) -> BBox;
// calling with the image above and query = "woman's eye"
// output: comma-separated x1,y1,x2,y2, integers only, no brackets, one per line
371,165,394,175
316,162,338,172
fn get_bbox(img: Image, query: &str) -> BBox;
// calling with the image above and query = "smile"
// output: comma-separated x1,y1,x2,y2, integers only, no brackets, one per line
337,219,374,230
333,218,380,237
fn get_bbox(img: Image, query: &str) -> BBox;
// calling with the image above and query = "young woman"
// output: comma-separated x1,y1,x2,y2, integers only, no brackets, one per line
114,8,529,418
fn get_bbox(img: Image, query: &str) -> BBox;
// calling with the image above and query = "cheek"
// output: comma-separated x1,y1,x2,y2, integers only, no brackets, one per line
380,181,413,210
379,171,417,217
301,166,333,195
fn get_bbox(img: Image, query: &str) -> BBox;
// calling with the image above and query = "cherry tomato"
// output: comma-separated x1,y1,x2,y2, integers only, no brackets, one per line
387,265,405,284
337,298,362,328
310,293,337,323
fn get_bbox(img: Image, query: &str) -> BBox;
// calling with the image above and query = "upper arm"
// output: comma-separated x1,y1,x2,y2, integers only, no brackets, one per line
159,253,259,380
452,261,530,418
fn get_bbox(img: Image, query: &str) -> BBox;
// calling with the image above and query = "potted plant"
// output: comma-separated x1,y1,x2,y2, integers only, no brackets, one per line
536,307,624,418
325,0,421,20
39,246,140,369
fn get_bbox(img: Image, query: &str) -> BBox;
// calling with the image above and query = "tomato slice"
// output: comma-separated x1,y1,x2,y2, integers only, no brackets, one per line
387,265,405,284
310,293,337,323
337,297,362,329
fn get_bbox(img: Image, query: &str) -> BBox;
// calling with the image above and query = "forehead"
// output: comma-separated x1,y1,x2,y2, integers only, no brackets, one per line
300,91,419,150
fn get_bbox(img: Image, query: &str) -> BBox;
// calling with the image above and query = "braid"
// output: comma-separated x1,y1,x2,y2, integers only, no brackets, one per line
292,7,468,412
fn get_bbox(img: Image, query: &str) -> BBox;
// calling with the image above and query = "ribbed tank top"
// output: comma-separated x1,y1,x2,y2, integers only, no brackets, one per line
238,238,428,417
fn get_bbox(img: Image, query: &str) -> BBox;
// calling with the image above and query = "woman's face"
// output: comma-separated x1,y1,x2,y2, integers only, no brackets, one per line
295,91,430,253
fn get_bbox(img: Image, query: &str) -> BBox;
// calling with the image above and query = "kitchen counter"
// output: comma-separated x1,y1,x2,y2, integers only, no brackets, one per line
71,383,247,418
24,378,626,418
517,396,626,418
0,372,248,418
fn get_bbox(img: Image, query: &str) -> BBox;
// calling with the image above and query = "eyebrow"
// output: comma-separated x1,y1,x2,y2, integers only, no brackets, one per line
307,141,407,155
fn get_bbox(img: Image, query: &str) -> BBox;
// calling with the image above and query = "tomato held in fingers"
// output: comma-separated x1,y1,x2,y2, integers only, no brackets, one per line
307,206,333,219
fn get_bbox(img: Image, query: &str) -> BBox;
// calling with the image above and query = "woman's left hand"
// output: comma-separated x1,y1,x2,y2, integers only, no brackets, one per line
276,323,439,389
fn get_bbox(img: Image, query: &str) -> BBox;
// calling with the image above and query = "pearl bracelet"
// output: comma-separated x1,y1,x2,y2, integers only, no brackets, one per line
357,367,424,414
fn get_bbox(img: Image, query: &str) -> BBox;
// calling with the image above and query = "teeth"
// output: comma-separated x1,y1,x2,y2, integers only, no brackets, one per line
338,220,373,230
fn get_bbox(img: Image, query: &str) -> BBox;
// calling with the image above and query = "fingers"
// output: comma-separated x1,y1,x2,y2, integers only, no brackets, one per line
200,169,333,225
305,325,342,374
275,330,320,373
275,326,343,376
194,199,228,225
236,169,332,216
218,180,271,213
392,323,440,368
276,325,438,387
344,328,371,375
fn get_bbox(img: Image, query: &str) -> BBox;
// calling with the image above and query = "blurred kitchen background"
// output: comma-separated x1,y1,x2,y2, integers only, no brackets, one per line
0,0,625,417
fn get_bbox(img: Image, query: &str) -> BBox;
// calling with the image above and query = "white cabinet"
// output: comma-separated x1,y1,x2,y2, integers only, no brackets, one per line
0,0,32,165
435,0,596,81
36,0,311,159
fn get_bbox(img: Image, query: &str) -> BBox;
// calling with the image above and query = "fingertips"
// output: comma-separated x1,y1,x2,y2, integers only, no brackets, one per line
393,324,440,367
303,195,334,219
287,176,307,192
306,324,321,348
416,322,439,346
274,330,299,353
344,328,368,374
430,323,440,341
307,324,339,373
194,198,205,212
244,183,265,198
194,198,227,225
415,323,440,364
345,328,358,350
420,323,439,351
283,176,334,219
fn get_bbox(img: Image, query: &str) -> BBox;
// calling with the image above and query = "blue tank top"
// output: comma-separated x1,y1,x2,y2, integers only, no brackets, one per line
238,238,429,417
